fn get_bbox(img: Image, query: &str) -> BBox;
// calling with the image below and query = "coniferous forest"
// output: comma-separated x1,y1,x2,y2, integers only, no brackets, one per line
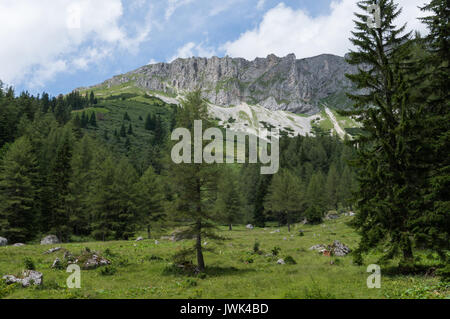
0,0,448,301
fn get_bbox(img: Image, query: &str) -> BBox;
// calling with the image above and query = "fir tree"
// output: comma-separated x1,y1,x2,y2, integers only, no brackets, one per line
89,112,97,127
136,166,165,238
0,137,38,242
265,169,303,232
345,0,423,263
120,123,126,137
215,167,242,230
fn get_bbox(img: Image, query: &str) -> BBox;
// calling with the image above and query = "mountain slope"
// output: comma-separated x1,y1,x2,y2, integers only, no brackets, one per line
80,53,357,115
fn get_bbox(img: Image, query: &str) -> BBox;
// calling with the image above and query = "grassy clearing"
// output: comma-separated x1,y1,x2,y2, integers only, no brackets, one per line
1,217,447,299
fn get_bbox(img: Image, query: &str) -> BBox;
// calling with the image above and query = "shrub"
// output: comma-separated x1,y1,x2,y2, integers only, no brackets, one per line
253,241,260,254
23,257,35,270
305,206,323,225
271,246,281,256
284,256,297,265
99,266,117,276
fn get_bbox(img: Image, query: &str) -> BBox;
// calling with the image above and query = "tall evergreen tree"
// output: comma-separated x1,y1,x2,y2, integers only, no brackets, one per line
345,0,425,263
215,167,242,230
264,169,303,232
89,112,97,127
136,166,165,238
169,90,222,272
0,137,38,242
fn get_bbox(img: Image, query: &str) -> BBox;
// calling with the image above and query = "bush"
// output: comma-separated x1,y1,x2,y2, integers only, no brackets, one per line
253,241,260,254
271,246,281,256
284,255,297,265
99,266,117,276
23,257,35,270
305,206,323,225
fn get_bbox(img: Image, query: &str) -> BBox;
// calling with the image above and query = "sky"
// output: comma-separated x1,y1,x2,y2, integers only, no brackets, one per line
0,0,428,96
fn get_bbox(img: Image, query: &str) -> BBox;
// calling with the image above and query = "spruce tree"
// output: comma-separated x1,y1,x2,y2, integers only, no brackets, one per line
414,0,450,258
0,137,38,242
215,167,242,230
325,164,339,210
345,0,424,263
136,166,165,238
89,112,97,127
120,123,126,137
264,169,303,232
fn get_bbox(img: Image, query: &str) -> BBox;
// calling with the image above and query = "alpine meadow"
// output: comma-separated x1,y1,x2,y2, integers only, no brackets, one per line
0,0,448,302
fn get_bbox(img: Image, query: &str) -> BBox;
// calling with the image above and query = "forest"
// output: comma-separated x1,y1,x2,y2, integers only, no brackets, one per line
0,0,448,276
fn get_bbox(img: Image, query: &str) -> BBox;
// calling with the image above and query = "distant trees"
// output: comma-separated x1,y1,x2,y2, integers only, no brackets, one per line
215,167,242,230
0,137,38,242
265,169,303,232
136,166,165,238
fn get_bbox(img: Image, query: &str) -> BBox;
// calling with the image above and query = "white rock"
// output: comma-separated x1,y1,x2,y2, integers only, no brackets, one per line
3,270,43,287
0,237,7,246
44,247,62,254
40,235,60,245
154,240,159,245
13,243,25,247
270,229,280,234
136,237,144,241
246,224,254,230
277,259,285,265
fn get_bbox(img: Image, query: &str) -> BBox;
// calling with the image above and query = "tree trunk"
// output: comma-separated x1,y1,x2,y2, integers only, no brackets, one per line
229,224,232,231
147,225,151,239
402,237,414,262
196,221,205,272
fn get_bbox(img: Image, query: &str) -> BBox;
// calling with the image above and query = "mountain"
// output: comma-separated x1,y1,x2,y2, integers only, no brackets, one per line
82,53,357,115
77,53,361,140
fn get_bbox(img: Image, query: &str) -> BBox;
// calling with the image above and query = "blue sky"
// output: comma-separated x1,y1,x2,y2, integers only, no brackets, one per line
0,0,426,96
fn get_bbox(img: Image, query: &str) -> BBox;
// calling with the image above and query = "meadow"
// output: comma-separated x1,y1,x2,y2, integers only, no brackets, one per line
1,216,447,299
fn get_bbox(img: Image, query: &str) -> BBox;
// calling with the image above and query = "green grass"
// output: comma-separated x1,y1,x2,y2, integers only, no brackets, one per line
1,217,447,299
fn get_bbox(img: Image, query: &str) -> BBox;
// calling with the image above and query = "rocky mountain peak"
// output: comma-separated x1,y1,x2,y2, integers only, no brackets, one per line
91,53,357,114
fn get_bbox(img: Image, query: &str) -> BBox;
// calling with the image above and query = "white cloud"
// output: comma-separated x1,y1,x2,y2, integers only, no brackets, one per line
0,0,151,88
165,0,193,20
223,0,428,60
168,42,216,62
148,58,158,65
256,0,266,11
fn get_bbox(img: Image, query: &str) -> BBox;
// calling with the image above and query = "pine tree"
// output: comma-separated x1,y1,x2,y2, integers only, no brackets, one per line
67,136,94,236
414,0,450,258
47,129,74,241
0,137,38,242
153,115,165,145
169,90,222,272
325,164,339,210
264,169,303,232
120,123,126,137
145,114,154,130
136,166,165,238
215,167,242,230
123,112,131,121
345,0,423,263
127,123,133,135
89,112,97,127
89,91,95,105
305,172,326,214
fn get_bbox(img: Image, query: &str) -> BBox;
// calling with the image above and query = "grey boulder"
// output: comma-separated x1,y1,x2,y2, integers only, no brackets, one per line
40,235,60,245
0,237,7,246
3,270,43,287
